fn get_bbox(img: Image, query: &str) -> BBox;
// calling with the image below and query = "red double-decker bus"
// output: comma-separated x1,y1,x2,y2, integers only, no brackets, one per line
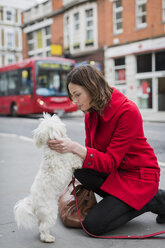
0,57,77,116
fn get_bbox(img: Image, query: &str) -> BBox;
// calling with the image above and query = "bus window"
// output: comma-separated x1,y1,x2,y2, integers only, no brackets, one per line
50,72,60,91
61,72,68,93
36,66,68,97
8,70,19,95
0,73,8,96
20,68,33,95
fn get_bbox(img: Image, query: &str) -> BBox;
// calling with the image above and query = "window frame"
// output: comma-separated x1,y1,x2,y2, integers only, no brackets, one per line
64,15,70,51
114,57,126,85
136,0,147,29
113,0,123,34
85,8,94,46
73,12,81,49
44,26,51,51
27,32,35,52
4,7,15,24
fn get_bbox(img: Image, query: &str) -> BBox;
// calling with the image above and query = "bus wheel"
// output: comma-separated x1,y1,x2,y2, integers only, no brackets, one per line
10,104,18,117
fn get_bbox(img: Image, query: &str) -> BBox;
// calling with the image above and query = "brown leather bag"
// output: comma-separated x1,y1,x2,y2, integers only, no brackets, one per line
58,179,97,228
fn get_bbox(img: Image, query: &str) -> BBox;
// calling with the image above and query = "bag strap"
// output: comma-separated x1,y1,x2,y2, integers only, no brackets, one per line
72,176,165,239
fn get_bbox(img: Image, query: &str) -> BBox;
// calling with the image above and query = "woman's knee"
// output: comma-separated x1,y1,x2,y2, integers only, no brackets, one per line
83,213,106,236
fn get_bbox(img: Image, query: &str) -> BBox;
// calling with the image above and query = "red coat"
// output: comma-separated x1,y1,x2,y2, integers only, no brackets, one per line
83,88,160,210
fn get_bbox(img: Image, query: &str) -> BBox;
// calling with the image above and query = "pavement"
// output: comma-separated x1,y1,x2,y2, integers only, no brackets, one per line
27,110,165,123
0,111,165,248
64,110,165,123
141,111,165,123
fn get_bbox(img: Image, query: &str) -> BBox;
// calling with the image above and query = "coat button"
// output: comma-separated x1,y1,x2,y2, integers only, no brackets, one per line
90,154,94,158
87,162,91,166
123,157,127,162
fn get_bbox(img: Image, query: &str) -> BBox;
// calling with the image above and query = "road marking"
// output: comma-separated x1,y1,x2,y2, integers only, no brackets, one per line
0,132,165,167
19,135,33,142
158,161,165,167
0,133,17,138
0,133,33,142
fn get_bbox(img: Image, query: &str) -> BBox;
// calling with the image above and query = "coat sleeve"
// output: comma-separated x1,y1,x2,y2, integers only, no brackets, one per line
83,106,141,174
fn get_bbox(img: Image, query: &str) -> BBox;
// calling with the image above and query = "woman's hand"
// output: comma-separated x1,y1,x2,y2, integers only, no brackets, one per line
48,138,87,160
48,138,75,153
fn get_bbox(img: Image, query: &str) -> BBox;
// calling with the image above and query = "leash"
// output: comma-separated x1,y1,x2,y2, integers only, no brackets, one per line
72,176,165,239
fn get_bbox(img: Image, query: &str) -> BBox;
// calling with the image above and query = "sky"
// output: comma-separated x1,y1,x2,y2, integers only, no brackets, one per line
0,0,47,10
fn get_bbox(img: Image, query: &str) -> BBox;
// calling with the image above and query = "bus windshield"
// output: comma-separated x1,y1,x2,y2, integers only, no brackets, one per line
36,61,73,97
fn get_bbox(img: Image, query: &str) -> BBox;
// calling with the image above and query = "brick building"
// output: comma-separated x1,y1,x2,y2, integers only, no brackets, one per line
22,0,165,112
104,0,165,112
22,0,103,70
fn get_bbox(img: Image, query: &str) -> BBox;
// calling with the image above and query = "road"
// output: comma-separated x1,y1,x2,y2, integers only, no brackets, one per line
0,114,165,163
0,115,165,248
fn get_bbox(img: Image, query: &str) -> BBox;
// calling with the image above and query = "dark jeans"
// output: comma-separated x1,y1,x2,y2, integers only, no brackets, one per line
74,168,152,235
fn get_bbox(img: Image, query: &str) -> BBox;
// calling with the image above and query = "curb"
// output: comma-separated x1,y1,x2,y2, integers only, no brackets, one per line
143,119,165,123
159,161,165,167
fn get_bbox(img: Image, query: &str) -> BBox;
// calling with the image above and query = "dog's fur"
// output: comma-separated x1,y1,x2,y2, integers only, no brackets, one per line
14,113,82,243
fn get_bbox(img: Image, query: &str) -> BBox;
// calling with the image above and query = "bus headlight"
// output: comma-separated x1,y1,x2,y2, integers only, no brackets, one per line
37,99,44,105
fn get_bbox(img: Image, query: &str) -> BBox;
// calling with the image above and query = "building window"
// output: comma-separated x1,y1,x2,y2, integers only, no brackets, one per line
27,32,34,52
74,12,80,31
6,32,14,48
37,53,43,57
46,38,51,46
6,55,15,64
136,0,147,29
64,16,70,51
46,51,51,57
45,26,50,35
27,27,51,56
114,57,126,84
4,8,14,23
156,51,165,71
137,53,152,73
44,26,51,49
162,0,165,22
6,11,12,21
73,12,80,49
113,0,123,34
85,9,94,46
137,79,152,109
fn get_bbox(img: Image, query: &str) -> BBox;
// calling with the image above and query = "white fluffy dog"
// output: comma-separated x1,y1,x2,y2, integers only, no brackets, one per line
14,113,82,243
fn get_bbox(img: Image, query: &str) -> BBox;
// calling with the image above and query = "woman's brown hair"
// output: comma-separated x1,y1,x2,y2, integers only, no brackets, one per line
66,65,113,113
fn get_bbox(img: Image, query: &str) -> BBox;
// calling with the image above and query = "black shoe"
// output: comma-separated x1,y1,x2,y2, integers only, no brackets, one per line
154,189,165,224
156,214,165,224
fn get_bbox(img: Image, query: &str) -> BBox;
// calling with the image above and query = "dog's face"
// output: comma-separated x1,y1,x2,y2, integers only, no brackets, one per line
33,113,67,148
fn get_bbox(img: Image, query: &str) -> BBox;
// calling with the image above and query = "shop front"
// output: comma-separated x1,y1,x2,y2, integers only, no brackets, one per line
105,37,165,112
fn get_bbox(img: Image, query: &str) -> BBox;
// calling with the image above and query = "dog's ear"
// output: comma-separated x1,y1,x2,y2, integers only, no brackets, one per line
49,124,67,140
32,127,46,148
49,115,67,140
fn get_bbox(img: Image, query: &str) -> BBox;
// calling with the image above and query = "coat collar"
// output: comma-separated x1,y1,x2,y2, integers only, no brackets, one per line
85,87,127,122
101,87,127,121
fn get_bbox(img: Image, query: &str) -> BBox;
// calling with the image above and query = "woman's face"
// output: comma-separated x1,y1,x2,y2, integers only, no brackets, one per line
68,82,91,112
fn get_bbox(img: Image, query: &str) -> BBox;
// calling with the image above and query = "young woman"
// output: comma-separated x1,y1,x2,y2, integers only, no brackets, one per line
48,65,165,235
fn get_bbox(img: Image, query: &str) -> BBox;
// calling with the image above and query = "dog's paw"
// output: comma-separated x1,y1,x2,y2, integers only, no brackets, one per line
40,234,55,243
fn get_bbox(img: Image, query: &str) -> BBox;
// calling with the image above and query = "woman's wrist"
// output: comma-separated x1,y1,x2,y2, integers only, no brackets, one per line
71,141,87,160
